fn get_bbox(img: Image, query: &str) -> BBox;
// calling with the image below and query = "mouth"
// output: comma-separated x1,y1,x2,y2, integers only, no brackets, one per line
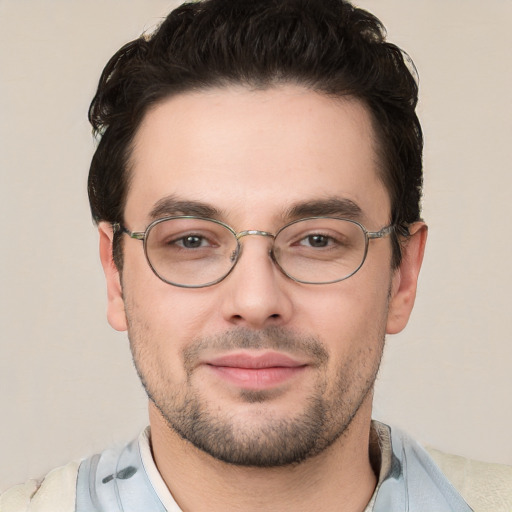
203,352,308,390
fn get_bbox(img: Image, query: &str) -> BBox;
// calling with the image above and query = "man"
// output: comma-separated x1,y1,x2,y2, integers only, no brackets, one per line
2,0,509,510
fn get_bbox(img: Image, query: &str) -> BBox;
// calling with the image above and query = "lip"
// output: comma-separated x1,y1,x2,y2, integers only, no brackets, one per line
203,352,308,390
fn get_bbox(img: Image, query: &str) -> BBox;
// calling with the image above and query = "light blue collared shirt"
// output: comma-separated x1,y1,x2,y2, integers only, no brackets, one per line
75,421,473,511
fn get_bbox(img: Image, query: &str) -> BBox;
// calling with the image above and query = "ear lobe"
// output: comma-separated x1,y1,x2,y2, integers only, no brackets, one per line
98,222,128,332
386,222,428,334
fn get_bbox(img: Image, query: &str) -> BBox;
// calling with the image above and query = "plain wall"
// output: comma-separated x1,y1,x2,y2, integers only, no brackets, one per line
1,0,511,490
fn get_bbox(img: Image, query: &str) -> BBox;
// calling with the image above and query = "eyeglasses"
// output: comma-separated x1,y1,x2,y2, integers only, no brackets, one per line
114,216,394,288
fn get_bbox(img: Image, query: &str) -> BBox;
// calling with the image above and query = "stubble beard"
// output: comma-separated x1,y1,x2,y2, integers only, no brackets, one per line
128,324,385,468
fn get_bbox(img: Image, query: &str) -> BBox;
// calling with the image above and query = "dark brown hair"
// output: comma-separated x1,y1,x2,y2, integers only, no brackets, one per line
88,0,423,269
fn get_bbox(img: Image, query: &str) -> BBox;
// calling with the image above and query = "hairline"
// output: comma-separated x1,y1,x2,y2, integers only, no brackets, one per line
123,81,392,216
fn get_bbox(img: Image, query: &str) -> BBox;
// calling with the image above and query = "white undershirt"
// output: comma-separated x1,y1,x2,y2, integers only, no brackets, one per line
138,427,184,511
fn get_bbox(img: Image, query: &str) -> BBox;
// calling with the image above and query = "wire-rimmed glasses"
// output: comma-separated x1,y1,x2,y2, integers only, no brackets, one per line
114,216,394,288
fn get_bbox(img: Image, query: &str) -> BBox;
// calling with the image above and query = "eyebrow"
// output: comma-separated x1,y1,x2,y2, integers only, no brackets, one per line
284,197,363,221
149,195,222,220
148,195,363,224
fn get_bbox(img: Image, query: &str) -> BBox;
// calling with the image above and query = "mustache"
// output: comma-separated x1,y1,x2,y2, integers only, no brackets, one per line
183,326,329,370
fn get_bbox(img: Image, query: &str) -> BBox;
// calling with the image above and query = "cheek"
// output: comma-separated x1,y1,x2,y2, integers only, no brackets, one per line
292,273,391,349
123,287,209,388
123,271,221,353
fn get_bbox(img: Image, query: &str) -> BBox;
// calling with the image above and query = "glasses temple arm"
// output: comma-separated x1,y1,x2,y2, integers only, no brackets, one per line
112,223,145,240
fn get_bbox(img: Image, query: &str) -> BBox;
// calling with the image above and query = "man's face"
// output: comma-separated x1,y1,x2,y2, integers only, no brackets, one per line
101,85,421,466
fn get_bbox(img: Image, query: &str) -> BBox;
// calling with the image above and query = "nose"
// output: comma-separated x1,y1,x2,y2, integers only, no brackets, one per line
220,235,294,329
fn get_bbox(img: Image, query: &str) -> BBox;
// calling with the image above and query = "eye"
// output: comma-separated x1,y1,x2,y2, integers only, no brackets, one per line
174,234,211,249
298,234,334,248
297,233,338,249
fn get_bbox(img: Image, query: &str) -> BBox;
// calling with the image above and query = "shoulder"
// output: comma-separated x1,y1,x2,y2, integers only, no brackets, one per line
0,461,79,512
372,422,472,510
383,422,512,512
425,446,512,512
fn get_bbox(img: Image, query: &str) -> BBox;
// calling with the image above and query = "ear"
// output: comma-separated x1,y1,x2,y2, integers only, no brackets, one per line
98,222,128,332
386,222,428,334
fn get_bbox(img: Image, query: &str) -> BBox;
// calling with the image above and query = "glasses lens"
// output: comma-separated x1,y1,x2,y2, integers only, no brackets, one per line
145,218,238,287
274,218,367,284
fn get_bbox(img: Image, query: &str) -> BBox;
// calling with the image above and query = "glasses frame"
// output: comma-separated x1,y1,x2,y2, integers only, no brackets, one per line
113,216,395,288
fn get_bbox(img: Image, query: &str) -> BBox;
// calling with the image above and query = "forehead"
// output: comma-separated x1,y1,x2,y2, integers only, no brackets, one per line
126,85,390,226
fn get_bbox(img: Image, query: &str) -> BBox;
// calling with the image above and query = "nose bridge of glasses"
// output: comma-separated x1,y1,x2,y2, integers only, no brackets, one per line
231,230,280,278
235,230,276,241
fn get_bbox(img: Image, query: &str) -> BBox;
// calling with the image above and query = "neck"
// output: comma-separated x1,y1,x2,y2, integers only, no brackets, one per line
148,401,377,512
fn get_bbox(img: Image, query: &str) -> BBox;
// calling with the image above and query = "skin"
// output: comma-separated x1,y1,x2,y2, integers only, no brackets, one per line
99,85,427,511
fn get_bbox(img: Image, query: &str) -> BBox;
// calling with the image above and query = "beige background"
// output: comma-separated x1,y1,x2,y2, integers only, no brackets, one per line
1,0,511,491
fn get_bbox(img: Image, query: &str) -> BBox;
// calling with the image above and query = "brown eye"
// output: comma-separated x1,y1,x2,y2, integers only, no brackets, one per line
179,235,205,248
305,235,329,248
